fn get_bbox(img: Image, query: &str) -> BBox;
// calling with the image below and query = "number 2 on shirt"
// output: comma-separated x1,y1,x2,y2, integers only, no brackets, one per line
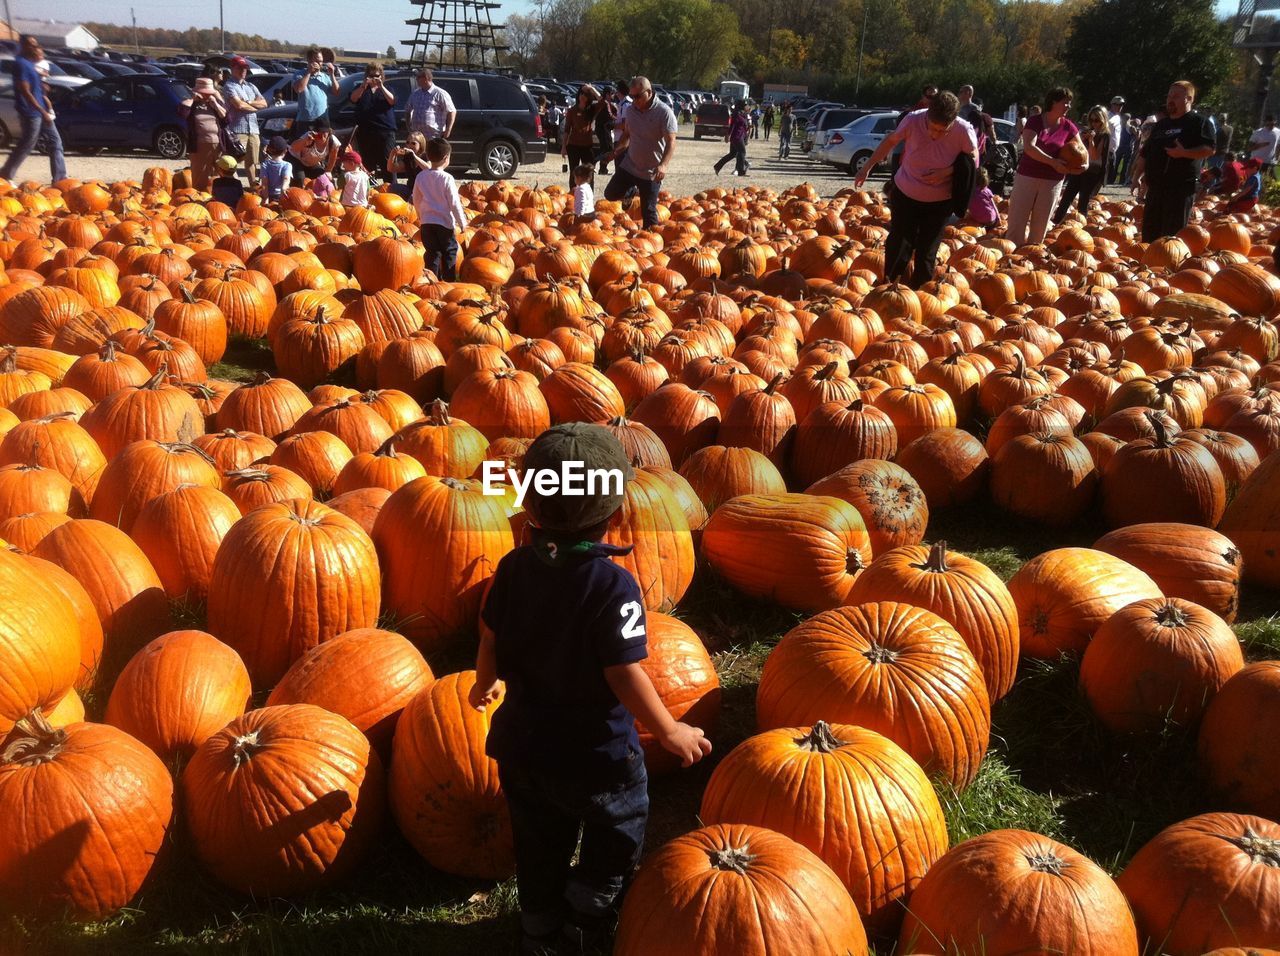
619,600,646,640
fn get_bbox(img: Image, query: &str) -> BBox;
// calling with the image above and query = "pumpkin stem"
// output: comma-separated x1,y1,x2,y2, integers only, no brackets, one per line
141,364,168,389
1025,850,1070,875
99,339,119,361
845,548,866,574
1225,827,1280,867
921,540,950,573
706,844,756,875
231,730,264,767
250,370,274,386
1146,411,1173,447
227,467,271,482
796,720,844,753
1,710,67,766
0,347,16,374
816,361,839,381
861,641,898,664
429,399,451,425
180,284,199,305
441,476,467,490
1154,602,1189,628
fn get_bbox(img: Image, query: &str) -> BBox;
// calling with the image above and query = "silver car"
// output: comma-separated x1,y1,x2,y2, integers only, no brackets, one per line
0,74,88,149
813,111,898,175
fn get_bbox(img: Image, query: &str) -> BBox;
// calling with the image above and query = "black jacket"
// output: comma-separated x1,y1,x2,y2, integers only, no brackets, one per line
951,151,977,217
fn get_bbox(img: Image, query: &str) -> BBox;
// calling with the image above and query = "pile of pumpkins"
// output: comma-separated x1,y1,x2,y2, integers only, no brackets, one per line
0,168,1275,954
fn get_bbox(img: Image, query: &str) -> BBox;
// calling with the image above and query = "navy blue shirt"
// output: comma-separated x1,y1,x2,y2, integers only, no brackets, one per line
482,534,648,772
11,57,44,119
354,87,397,131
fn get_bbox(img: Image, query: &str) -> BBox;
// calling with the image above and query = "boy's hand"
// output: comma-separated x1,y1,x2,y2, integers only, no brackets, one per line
660,722,711,767
468,679,502,712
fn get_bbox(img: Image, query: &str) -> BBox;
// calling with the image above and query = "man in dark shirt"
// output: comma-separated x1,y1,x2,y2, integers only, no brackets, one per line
1213,112,1234,171
0,35,65,184
1132,80,1215,242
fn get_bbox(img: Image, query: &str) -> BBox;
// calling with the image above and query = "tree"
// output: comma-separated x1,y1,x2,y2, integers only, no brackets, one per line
1063,0,1234,116
502,14,544,75
386,45,398,60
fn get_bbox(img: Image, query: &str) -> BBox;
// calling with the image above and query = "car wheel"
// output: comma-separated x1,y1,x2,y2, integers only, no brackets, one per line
849,151,872,177
480,139,519,180
154,126,185,160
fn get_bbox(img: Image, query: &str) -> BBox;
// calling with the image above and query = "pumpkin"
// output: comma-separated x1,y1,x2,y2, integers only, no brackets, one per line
269,430,354,495
991,432,1098,525
848,541,1018,701
756,601,991,789
614,823,868,956
635,613,720,774
1198,662,1280,821
791,398,897,487
0,548,82,731
373,476,513,652
1094,523,1243,621
718,373,797,467
1007,548,1162,659
449,366,551,441
676,444,786,514
103,629,252,764
899,829,1140,955
602,468,696,612
1081,597,1243,735
1219,448,1280,588
391,400,489,479
388,671,513,878
90,440,221,533
289,397,395,456
806,459,929,556
703,493,872,612
79,368,206,460
183,704,384,896
130,484,240,602
539,361,626,423
326,485,391,536
266,627,434,755
896,427,990,509
701,721,947,931
0,712,173,920
1117,813,1280,955
33,518,171,649
216,371,312,440
1101,412,1226,527
631,383,721,466
206,499,381,686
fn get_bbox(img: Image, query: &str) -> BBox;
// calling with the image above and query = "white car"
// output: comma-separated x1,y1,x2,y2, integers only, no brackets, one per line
812,111,899,175
0,74,89,149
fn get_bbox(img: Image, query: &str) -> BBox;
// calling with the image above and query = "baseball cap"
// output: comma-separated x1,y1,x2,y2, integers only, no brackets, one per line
230,55,250,68
267,135,289,153
342,149,362,166
521,423,635,533
1111,95,1125,104
214,155,238,172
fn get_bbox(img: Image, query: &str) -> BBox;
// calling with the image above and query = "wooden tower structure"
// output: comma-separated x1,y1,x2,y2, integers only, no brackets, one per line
404,0,510,70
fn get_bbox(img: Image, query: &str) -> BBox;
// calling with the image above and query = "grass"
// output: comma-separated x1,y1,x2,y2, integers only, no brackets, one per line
11,409,1280,952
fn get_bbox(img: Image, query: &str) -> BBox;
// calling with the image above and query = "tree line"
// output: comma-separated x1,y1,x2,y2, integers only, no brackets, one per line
85,23,327,57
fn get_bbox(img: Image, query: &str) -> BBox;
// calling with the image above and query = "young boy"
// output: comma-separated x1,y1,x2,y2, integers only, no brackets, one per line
259,135,292,202
571,163,596,221
210,155,245,207
471,423,711,955
339,149,369,208
1226,157,1265,214
411,137,468,281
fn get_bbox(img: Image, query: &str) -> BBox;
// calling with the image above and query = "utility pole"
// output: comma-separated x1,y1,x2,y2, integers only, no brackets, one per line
132,7,139,53
854,0,870,98
220,0,225,53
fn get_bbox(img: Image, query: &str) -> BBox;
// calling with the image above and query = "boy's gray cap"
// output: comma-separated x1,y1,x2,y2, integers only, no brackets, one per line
522,423,635,533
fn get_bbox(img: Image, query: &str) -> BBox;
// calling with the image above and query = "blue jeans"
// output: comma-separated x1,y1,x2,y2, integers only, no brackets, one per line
1,112,66,183
499,752,649,939
603,167,660,228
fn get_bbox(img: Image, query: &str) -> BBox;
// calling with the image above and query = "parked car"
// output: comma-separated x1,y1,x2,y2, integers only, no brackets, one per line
692,102,729,140
253,69,547,178
48,75,193,159
50,59,106,81
0,75,87,148
804,107,868,154
812,110,898,175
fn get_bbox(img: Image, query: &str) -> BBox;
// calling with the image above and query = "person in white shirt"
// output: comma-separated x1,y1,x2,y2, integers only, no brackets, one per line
407,68,456,139
1106,96,1124,183
412,137,468,281
1249,115,1280,178
340,149,369,208
572,163,596,220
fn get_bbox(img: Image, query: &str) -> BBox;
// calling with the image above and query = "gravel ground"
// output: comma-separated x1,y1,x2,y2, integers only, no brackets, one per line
6,129,1136,202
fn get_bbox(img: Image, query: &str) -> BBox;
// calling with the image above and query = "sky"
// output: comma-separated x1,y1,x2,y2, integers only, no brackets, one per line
20,0,1244,60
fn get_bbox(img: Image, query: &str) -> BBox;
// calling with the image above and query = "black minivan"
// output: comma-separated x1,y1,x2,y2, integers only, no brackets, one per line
254,70,547,178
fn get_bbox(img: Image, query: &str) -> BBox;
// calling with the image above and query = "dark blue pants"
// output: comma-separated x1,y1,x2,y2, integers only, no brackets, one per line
1,112,65,183
715,140,748,175
603,167,660,228
420,223,458,281
499,753,649,939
